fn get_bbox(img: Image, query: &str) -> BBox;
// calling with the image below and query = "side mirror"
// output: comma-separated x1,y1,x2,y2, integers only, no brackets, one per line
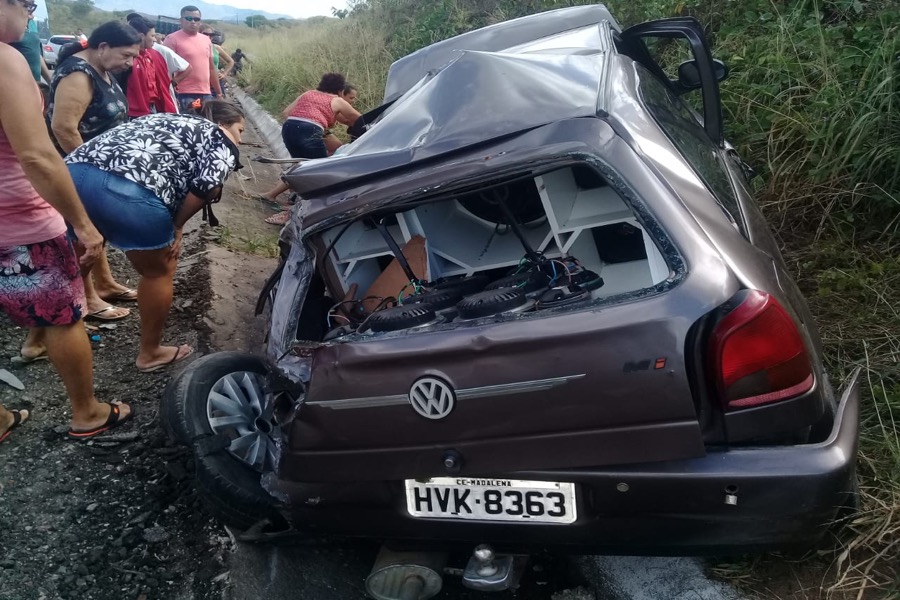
676,58,729,90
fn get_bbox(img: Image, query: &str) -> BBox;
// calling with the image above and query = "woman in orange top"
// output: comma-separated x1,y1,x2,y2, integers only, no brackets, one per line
258,73,361,224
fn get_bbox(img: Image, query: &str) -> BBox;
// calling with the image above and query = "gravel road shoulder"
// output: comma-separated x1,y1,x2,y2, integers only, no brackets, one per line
0,114,282,600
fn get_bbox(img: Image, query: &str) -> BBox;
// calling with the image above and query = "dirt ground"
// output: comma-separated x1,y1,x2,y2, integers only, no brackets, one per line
0,119,282,600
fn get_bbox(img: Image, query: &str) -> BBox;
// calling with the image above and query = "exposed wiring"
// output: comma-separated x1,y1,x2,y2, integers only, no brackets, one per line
397,279,423,305
325,299,360,329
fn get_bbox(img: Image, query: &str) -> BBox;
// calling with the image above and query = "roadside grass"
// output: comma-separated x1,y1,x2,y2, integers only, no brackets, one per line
210,225,280,258
225,0,899,595
223,19,393,117
708,228,900,599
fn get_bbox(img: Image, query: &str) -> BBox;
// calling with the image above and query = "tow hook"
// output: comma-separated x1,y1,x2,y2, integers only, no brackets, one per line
461,544,523,592
365,546,447,600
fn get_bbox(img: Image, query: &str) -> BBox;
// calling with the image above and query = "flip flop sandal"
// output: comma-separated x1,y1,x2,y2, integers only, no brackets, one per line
265,210,291,226
11,352,48,365
85,305,131,322
252,195,282,210
0,409,29,444
137,345,194,374
66,402,134,440
101,288,138,302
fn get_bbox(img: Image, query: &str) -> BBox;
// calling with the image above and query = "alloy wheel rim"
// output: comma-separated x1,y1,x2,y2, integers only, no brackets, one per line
206,371,278,472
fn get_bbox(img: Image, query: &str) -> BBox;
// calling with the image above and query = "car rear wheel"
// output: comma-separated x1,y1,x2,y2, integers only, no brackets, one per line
161,352,284,531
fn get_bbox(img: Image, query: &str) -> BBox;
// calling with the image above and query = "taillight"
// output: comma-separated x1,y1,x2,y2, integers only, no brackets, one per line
709,290,814,410
44,45,52,52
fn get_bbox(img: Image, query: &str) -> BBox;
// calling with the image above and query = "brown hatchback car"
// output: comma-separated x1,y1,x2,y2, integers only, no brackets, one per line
163,4,859,596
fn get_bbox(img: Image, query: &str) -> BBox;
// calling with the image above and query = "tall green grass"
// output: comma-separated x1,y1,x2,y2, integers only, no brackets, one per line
224,19,393,116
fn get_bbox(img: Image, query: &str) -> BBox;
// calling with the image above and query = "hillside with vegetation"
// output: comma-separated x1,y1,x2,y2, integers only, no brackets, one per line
229,1,898,597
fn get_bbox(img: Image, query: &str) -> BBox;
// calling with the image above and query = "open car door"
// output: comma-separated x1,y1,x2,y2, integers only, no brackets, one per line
619,17,726,147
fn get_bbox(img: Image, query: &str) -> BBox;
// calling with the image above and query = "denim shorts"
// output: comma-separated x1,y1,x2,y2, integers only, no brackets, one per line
0,233,86,327
67,163,174,252
282,119,328,159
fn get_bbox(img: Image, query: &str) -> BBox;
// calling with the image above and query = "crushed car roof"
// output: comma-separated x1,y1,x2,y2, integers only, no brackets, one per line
284,48,611,199
383,4,620,103
283,6,626,203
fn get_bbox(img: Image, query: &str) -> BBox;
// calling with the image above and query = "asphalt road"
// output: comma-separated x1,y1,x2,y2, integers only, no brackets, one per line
225,542,746,599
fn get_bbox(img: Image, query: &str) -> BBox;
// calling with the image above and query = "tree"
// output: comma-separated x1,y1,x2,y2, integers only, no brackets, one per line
245,14,268,28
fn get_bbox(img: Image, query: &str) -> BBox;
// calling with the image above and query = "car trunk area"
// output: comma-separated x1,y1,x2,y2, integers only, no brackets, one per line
269,161,729,482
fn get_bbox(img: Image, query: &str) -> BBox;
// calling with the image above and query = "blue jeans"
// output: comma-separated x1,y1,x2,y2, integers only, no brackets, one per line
67,163,174,252
282,119,328,159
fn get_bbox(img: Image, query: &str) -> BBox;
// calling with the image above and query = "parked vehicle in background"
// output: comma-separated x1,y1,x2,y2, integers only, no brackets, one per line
44,34,77,68
164,4,860,597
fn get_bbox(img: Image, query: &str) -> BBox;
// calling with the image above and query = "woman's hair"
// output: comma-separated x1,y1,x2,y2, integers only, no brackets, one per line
343,84,358,96
316,72,346,94
58,21,142,63
198,99,245,126
125,14,154,35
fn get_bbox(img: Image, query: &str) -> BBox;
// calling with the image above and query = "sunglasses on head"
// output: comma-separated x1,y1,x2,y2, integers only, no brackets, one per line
20,0,38,14
182,15,201,22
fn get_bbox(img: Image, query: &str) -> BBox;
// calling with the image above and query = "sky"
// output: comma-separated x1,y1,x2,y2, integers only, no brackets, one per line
203,0,349,19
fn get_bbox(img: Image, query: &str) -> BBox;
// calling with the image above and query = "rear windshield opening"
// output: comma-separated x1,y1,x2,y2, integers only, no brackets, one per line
305,164,672,341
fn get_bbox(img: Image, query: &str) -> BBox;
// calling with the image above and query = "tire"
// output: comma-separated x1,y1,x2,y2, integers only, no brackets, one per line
161,351,283,530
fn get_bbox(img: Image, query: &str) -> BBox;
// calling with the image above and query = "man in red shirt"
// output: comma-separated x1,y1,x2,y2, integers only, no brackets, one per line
163,5,222,111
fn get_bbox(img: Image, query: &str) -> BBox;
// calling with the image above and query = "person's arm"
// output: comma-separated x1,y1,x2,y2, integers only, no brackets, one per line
0,48,103,266
173,63,191,85
332,96,362,126
215,46,233,75
49,71,93,153
173,191,211,229
39,55,51,86
208,49,222,96
168,191,210,259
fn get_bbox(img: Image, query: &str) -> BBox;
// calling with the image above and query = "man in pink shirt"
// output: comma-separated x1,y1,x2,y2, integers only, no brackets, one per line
163,5,222,111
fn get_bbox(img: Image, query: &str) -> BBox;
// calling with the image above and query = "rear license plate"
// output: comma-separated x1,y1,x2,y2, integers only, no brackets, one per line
405,477,577,524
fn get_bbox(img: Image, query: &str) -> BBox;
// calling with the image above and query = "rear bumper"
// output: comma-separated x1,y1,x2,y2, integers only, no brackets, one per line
267,370,859,554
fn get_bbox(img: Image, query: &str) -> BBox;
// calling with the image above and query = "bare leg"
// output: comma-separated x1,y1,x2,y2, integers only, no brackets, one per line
82,268,128,316
127,247,192,370
20,327,47,359
43,321,131,431
70,243,130,318
259,180,291,203
91,250,135,300
324,133,342,155
0,404,21,438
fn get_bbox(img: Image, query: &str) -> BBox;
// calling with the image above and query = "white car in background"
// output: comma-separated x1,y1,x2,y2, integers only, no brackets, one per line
43,34,78,69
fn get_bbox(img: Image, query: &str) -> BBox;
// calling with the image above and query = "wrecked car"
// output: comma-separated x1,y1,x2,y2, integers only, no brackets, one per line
163,4,859,595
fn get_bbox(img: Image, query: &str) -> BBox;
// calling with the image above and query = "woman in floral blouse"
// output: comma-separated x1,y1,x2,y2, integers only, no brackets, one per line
65,100,245,372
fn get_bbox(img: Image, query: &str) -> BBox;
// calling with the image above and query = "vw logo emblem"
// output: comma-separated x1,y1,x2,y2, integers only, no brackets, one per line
409,377,455,420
